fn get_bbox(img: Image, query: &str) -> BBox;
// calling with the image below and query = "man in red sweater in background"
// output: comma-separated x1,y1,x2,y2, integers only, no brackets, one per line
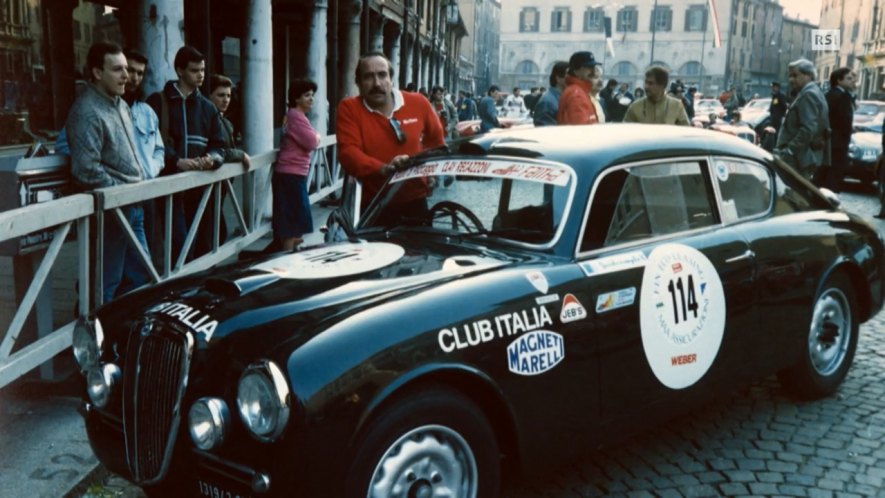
336,52,445,224
557,51,602,125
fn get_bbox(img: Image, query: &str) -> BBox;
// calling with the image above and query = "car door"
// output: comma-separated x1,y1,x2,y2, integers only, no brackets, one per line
575,158,757,423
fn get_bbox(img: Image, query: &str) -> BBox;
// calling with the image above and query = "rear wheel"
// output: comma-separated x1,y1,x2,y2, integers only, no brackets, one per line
345,386,500,498
778,273,858,399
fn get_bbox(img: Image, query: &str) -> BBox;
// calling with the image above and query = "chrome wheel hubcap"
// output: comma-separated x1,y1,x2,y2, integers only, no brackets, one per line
808,287,851,376
368,424,478,498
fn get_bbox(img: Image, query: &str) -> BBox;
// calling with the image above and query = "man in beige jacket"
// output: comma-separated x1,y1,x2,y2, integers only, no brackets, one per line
624,66,690,126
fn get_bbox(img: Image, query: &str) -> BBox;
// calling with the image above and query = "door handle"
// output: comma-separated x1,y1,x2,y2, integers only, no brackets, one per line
725,249,755,263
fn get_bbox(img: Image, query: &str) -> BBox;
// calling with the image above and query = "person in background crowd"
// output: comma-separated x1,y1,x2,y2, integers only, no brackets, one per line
430,85,458,139
609,82,634,123
624,66,690,126
634,87,645,99
822,67,857,192
208,74,251,168
684,87,697,120
418,87,429,100
590,70,606,124
533,61,568,127
774,59,829,181
524,87,541,114
598,78,618,121
504,87,527,117
336,52,444,224
122,48,164,268
405,82,417,92
769,81,788,132
147,45,227,263
557,51,601,125
457,90,477,122
275,78,320,251
66,42,149,302
479,85,504,133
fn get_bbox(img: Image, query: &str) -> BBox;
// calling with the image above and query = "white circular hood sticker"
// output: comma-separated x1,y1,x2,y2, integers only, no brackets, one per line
639,243,725,390
253,242,405,279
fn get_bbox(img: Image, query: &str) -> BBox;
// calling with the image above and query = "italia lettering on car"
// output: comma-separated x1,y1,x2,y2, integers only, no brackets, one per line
149,302,218,339
639,243,726,389
437,305,553,353
507,330,565,375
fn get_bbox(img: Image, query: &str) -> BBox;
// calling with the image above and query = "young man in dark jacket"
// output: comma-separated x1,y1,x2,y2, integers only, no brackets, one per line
823,67,856,192
147,46,227,263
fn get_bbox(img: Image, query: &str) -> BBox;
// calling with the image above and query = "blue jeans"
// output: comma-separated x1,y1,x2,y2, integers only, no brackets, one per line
104,204,151,302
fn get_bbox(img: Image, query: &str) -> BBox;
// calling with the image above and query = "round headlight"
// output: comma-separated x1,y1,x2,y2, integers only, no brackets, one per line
188,397,230,451
86,363,119,408
236,361,290,441
73,318,104,374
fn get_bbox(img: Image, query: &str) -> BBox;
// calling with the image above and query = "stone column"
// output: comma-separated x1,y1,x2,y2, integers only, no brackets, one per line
46,0,76,128
370,15,385,54
340,0,361,99
242,0,274,224
305,0,329,136
135,0,185,97
389,23,403,88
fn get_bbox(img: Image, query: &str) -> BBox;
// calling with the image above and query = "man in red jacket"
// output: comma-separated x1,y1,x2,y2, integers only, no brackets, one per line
557,51,602,125
336,52,445,222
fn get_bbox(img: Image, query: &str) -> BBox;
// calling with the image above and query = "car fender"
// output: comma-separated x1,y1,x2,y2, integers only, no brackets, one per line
816,256,874,322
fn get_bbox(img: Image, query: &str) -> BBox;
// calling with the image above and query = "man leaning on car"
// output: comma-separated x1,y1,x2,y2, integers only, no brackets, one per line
773,59,830,182
336,52,445,222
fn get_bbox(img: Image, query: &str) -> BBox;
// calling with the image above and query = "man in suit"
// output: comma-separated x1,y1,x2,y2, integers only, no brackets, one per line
774,59,829,181
769,81,788,132
823,67,857,192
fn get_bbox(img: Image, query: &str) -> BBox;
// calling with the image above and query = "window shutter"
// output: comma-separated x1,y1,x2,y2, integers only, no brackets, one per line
567,10,572,31
520,10,525,31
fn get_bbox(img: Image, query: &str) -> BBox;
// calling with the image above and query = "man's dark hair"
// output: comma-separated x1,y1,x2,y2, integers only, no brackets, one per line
354,52,394,83
86,42,123,80
123,48,148,66
288,78,318,107
174,46,205,71
487,85,500,96
405,82,417,92
606,79,618,89
209,74,233,93
829,67,852,89
431,85,445,95
513,87,520,93
645,66,670,87
549,61,568,87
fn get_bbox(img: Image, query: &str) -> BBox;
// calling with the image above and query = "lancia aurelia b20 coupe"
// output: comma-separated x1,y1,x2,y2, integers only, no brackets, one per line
75,125,884,497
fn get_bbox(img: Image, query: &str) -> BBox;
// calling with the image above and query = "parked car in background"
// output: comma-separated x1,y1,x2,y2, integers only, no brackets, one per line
739,98,771,124
455,115,532,138
853,100,885,128
847,123,883,187
76,125,884,498
695,99,727,119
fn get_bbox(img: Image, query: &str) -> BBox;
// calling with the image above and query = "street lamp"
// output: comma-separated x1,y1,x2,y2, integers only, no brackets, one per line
445,0,459,26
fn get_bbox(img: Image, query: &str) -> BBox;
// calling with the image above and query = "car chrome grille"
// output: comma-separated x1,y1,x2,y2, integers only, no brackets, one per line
123,322,192,484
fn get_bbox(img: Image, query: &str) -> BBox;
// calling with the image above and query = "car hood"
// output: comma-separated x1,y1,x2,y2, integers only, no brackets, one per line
128,237,524,345
852,131,882,148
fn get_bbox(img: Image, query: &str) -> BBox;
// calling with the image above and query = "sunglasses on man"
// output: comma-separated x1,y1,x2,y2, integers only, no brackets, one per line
388,118,407,144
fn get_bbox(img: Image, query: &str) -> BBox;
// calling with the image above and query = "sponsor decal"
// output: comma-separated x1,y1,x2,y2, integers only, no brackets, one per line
438,306,553,353
595,287,636,314
253,242,405,279
579,251,647,276
402,118,418,125
535,293,560,305
715,162,730,182
507,330,565,376
639,243,725,389
560,294,588,323
525,271,549,294
390,159,571,186
149,302,219,339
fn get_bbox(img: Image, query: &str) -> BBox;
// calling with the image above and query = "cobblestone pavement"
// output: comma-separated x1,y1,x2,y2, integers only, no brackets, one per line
79,186,885,498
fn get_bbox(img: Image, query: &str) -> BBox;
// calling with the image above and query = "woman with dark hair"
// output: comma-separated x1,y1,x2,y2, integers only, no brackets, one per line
274,78,321,250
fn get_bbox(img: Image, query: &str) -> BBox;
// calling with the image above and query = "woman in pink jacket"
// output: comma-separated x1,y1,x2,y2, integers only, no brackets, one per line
274,79,321,250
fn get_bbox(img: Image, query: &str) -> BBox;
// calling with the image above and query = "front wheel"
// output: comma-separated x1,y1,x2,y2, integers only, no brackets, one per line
345,386,500,498
778,273,858,399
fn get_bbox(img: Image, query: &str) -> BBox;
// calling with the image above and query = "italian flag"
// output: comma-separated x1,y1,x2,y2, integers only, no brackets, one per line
708,0,722,48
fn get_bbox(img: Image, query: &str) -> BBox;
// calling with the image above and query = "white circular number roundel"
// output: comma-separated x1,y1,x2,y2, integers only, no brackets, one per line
639,243,726,389
253,242,405,279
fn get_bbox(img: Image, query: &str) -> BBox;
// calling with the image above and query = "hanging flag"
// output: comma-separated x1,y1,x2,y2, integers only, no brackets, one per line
708,0,722,48
604,17,615,57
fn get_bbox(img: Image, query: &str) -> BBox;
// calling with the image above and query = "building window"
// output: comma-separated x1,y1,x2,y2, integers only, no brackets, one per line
852,20,859,41
685,5,707,32
741,21,747,37
650,5,672,32
617,7,638,32
612,61,638,76
516,60,540,74
551,7,572,32
520,7,539,32
584,7,604,32
680,61,702,76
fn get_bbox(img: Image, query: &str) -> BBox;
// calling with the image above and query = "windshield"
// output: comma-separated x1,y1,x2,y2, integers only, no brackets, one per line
359,158,575,246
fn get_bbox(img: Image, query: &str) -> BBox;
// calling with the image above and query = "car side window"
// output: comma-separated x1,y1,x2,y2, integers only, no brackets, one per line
582,161,716,251
714,159,772,223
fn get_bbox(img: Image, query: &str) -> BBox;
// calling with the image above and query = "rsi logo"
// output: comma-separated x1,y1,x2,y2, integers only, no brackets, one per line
812,29,840,51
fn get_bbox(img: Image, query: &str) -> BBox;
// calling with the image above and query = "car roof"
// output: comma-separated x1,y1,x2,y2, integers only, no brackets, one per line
457,124,768,177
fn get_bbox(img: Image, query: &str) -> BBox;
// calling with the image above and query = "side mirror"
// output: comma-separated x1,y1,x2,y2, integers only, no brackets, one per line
818,187,841,208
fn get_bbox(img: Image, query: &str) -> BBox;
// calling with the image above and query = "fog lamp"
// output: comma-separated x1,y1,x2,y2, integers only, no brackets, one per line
189,397,230,450
86,363,119,408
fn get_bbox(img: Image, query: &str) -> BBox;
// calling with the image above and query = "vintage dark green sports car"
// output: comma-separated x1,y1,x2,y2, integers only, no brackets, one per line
75,125,884,497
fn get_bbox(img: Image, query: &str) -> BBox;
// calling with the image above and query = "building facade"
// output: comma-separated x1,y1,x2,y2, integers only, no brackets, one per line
725,0,784,97
458,0,500,96
498,0,733,95
778,16,816,88
817,0,880,98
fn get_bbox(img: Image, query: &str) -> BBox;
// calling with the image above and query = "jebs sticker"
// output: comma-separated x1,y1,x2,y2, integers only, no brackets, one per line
560,294,587,323
507,330,564,375
639,243,725,389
